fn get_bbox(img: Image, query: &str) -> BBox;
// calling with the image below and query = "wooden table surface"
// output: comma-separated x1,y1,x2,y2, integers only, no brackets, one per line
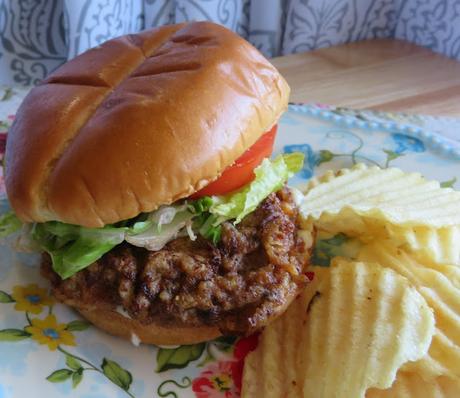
272,39,460,117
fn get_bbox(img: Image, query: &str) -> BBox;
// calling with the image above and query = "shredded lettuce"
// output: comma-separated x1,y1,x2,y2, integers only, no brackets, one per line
210,152,304,223
2,152,304,280
198,214,222,245
125,206,195,251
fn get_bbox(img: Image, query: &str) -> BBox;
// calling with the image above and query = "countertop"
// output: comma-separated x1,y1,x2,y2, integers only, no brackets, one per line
272,39,460,117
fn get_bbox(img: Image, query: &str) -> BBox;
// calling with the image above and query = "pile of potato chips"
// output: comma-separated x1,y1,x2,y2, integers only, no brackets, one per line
242,164,460,397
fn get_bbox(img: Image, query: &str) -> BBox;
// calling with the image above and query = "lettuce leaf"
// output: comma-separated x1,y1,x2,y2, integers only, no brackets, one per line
32,222,126,279
31,204,199,279
0,211,22,238
210,152,304,223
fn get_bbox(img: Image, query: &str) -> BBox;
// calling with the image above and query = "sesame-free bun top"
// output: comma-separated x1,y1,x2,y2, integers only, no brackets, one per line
5,22,289,228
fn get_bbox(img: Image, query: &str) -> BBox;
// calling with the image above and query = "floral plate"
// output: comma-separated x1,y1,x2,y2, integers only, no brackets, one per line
0,97,459,398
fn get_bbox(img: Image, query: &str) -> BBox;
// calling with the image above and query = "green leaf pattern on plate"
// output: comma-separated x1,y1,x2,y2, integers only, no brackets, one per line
46,369,73,383
157,344,206,372
101,358,133,391
66,319,91,331
0,328,30,341
72,369,83,388
0,290,14,303
441,177,457,188
66,355,82,371
311,233,350,267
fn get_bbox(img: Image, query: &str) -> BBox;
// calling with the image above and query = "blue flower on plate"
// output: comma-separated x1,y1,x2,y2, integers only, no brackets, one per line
284,143,320,179
391,133,425,154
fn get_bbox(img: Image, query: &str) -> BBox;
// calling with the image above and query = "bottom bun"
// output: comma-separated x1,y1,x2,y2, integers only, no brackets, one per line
78,308,222,346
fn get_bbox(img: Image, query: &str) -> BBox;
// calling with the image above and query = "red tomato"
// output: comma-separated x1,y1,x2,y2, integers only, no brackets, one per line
191,124,277,198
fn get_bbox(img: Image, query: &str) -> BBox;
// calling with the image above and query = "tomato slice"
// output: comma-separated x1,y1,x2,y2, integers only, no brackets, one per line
191,124,277,198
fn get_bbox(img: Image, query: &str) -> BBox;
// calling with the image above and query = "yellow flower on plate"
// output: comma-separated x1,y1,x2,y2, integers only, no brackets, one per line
26,314,76,351
12,284,54,314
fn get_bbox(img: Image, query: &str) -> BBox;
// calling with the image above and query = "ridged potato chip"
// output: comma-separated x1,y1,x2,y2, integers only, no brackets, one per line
299,163,460,228
242,266,329,398
242,260,435,398
307,208,388,240
366,371,460,398
385,224,460,266
301,259,434,398
308,211,460,266
358,241,460,380
425,263,460,289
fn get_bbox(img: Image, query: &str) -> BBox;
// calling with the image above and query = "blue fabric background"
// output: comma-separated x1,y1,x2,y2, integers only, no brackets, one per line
1,0,459,86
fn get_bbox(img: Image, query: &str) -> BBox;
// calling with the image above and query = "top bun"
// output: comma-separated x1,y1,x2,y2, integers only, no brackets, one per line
5,22,289,228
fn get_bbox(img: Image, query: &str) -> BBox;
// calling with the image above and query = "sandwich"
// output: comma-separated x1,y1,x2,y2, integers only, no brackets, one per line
3,21,314,345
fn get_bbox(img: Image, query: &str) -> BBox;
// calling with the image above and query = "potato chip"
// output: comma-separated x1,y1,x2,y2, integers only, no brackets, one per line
366,371,460,398
425,263,460,289
308,208,388,239
242,266,329,398
301,259,434,398
242,260,435,398
385,224,460,266
307,210,460,266
411,332,460,381
299,164,359,192
358,241,460,379
299,163,460,228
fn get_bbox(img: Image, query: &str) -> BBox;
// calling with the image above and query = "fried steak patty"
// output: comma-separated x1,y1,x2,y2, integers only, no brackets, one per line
41,188,312,335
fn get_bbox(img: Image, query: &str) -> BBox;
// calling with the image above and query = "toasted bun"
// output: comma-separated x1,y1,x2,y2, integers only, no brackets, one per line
78,308,221,346
5,22,290,228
